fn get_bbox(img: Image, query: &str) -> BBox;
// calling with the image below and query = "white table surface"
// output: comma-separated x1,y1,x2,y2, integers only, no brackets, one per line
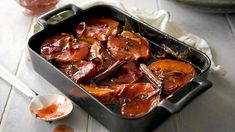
0,0,235,132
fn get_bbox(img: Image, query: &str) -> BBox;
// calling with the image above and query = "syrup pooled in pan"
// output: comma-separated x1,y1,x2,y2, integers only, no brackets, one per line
40,18,197,118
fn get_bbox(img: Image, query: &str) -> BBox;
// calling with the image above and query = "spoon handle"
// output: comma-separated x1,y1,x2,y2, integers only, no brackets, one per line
0,65,37,99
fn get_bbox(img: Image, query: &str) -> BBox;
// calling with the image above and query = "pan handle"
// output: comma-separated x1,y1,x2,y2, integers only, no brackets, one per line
158,77,212,114
37,4,81,29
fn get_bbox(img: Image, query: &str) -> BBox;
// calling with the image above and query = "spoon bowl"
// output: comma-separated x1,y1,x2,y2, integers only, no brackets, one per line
29,94,73,121
0,65,73,121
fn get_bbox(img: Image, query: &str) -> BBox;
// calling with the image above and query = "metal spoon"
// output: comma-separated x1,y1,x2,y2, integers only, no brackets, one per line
0,65,73,121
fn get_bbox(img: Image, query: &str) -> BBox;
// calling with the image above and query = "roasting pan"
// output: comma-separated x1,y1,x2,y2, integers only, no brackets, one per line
28,4,212,132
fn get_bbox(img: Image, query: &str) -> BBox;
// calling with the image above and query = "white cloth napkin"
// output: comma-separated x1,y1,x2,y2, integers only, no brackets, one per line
71,0,226,75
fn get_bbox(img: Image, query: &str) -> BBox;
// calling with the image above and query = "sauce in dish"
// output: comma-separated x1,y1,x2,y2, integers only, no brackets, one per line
40,18,197,118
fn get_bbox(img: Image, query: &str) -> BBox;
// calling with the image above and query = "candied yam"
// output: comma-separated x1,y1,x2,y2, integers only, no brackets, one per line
111,61,143,84
86,18,119,36
76,18,119,42
61,60,98,83
40,33,74,59
107,31,150,62
119,83,159,118
149,59,197,95
82,84,115,104
55,40,89,63
82,84,127,104
88,40,114,72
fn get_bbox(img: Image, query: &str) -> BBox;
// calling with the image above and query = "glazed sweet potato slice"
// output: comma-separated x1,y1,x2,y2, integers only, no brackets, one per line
76,18,119,42
93,61,143,85
55,40,89,63
88,40,114,72
81,84,127,104
119,83,160,118
82,82,160,117
111,61,143,84
82,84,116,104
86,18,119,36
61,60,100,83
149,59,197,95
40,33,74,60
41,33,89,63
107,31,150,62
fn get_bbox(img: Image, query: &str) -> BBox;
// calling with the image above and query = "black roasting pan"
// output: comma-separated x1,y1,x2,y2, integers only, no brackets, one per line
28,4,212,132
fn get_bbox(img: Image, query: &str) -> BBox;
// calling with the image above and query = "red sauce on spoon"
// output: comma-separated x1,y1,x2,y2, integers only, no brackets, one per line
36,103,59,118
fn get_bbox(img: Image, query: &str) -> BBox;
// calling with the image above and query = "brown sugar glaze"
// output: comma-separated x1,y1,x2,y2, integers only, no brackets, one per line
40,18,197,118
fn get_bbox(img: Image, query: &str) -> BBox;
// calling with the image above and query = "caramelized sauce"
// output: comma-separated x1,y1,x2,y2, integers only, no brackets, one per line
18,0,59,15
35,103,65,119
40,17,198,118
36,103,58,118
53,124,74,132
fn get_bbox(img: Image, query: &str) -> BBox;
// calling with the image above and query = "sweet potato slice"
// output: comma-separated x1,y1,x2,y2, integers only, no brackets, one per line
119,83,160,118
149,59,197,95
76,18,119,42
107,31,150,62
40,33,74,59
61,60,99,83
81,84,127,104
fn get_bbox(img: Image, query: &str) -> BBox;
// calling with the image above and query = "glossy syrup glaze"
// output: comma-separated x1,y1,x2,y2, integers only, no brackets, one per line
40,18,196,118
